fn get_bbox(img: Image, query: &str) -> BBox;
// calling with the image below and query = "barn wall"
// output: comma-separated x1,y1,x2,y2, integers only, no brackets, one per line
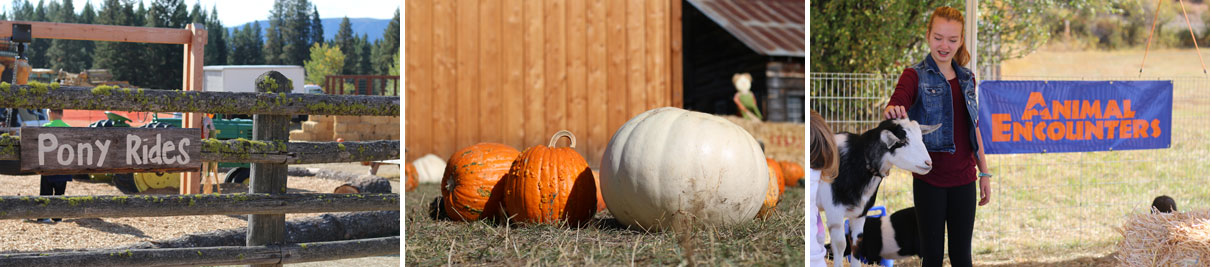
405,0,683,169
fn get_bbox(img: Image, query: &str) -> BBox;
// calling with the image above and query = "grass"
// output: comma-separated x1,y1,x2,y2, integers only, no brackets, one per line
822,48,1210,266
405,183,805,265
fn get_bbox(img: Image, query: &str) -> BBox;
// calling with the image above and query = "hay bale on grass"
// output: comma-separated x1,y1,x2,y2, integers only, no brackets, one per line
1116,209,1209,266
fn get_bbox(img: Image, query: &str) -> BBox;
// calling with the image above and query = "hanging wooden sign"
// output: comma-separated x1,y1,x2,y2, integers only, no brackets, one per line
19,127,201,174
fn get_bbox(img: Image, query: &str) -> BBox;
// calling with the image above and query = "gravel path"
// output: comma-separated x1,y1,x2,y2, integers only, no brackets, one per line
1,162,400,266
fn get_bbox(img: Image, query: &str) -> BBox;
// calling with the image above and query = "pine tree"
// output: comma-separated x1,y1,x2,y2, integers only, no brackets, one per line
309,6,322,45
203,6,226,65
28,0,50,67
93,0,146,86
333,17,354,75
357,33,370,75
143,0,188,89
47,0,89,73
264,22,283,64
228,22,266,65
372,8,399,75
187,1,201,24
274,0,311,66
250,22,264,64
264,0,285,65
78,0,96,69
12,0,34,20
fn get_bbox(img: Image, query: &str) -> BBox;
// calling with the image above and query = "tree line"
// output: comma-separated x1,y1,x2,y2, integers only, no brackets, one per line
3,0,400,90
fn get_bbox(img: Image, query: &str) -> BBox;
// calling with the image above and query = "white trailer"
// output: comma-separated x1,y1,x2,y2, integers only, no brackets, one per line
203,65,306,94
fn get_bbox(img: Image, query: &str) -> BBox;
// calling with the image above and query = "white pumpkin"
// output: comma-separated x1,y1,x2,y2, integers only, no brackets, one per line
600,107,768,230
412,153,446,184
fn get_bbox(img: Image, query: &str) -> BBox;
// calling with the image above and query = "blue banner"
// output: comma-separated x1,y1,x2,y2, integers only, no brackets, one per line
978,80,1171,154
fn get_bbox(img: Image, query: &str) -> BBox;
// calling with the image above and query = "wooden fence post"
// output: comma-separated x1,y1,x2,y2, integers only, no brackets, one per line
247,71,292,267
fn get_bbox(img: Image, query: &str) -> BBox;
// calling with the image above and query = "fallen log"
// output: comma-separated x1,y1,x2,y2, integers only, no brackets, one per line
0,193,398,220
0,236,399,267
310,169,392,193
121,211,400,249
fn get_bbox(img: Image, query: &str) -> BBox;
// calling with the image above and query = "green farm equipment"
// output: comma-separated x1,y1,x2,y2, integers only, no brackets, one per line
150,113,254,184
84,112,255,193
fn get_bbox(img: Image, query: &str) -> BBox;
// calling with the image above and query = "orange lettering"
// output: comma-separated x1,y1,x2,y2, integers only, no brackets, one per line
1085,121,1104,140
1013,121,1033,141
992,114,1011,142
1065,121,1083,140
1079,100,1102,119
1119,120,1132,138
1133,119,1148,138
1022,92,1046,120
1047,121,1066,141
1035,121,1048,140
1123,100,1135,118
1151,119,1161,138
1105,100,1122,119
1051,100,1071,120
1105,121,1119,138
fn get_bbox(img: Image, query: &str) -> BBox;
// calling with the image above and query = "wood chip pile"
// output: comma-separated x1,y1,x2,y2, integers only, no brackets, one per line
1116,209,1210,266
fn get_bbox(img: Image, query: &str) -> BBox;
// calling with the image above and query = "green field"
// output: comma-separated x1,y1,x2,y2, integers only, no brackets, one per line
405,183,805,265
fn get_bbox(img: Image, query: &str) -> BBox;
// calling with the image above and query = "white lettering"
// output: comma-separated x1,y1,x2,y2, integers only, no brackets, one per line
94,140,110,167
37,133,57,165
178,138,191,164
56,144,74,165
126,135,142,165
148,135,163,164
76,143,92,166
163,141,176,164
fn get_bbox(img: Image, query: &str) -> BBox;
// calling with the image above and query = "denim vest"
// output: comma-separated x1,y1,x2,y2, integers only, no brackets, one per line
907,54,980,159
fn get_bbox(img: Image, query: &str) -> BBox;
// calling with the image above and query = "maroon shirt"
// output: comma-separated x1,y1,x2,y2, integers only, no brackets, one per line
888,68,977,187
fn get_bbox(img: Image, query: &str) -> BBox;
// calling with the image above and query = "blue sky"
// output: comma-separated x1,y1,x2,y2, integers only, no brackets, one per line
0,0,399,27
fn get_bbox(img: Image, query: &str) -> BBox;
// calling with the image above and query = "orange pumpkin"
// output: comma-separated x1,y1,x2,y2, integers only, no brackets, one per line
593,170,605,213
756,163,781,219
501,130,597,225
440,143,521,221
766,158,785,197
405,163,419,192
780,161,805,187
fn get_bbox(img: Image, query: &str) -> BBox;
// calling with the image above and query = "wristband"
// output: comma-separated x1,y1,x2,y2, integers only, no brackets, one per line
978,172,993,178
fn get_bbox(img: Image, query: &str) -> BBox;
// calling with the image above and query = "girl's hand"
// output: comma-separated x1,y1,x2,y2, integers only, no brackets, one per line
884,105,907,119
978,176,992,206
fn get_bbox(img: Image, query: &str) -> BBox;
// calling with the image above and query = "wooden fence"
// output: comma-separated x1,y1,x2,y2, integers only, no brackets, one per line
405,0,684,169
0,74,400,266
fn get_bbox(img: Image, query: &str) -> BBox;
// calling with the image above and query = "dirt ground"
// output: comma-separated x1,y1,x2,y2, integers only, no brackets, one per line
0,162,401,266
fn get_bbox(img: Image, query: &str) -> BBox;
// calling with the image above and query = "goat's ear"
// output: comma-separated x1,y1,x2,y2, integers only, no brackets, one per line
880,129,899,149
920,123,942,135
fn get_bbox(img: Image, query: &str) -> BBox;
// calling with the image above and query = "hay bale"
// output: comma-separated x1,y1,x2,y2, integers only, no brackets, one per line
1116,209,1210,266
289,130,312,141
334,115,361,125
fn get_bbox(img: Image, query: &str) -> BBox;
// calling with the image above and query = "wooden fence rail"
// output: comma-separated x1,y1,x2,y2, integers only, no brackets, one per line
0,71,400,266
0,193,398,220
0,137,399,164
0,236,399,267
0,85,399,116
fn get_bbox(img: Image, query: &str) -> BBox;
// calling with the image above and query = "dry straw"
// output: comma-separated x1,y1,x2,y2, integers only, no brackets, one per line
1116,209,1209,266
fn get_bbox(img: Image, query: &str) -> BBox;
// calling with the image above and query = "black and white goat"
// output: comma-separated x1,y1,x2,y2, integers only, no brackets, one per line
823,207,920,263
815,119,938,267
853,207,920,262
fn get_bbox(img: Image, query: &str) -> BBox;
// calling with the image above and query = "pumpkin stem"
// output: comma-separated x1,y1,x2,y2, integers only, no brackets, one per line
548,130,576,149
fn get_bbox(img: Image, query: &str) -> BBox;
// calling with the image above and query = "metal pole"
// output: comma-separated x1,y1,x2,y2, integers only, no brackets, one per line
966,0,979,79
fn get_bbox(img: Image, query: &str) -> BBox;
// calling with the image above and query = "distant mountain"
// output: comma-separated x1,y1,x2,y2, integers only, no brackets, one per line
226,18,392,43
